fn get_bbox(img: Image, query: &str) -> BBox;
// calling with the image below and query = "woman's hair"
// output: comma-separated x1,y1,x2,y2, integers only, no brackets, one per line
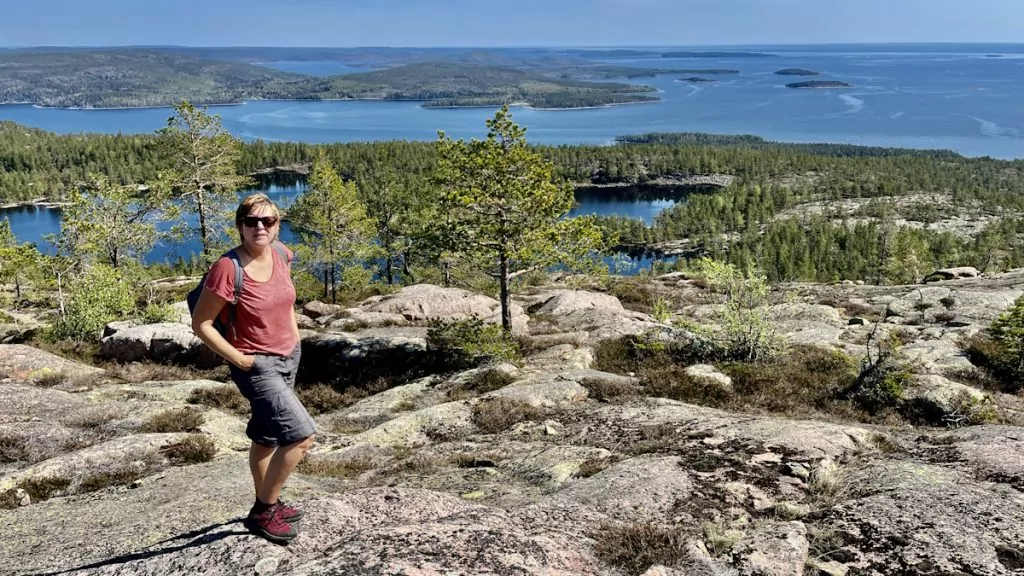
235,193,282,238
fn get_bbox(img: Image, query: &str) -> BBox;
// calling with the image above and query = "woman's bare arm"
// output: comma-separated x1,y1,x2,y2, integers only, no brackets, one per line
191,286,255,370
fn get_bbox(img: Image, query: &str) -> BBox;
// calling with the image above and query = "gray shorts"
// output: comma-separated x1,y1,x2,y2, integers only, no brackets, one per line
229,343,317,447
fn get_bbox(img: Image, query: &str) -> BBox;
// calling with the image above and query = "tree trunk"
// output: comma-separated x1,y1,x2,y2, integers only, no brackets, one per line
323,267,329,300
499,250,512,332
196,188,211,265
402,248,413,282
330,266,337,304
385,254,394,285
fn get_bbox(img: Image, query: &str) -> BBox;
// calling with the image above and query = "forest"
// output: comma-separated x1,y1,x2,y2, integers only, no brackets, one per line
3,116,1024,285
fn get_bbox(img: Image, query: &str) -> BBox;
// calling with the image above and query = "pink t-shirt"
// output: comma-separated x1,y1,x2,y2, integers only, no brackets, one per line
203,245,297,357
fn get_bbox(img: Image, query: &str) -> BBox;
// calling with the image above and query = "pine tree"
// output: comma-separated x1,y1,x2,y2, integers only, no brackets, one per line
288,153,374,303
434,106,605,331
157,101,252,264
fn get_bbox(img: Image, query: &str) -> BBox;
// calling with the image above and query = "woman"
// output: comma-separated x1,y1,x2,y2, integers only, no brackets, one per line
191,193,316,544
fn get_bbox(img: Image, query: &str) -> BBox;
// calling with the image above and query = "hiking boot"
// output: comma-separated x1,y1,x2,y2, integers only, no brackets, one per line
276,498,304,523
244,504,296,544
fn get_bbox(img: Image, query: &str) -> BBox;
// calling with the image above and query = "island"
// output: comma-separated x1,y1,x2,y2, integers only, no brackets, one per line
662,51,774,58
538,66,738,81
775,68,820,76
680,77,717,83
0,50,659,109
786,80,854,89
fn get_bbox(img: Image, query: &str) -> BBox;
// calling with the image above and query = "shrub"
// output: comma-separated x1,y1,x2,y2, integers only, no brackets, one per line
448,368,517,400
0,432,30,463
187,385,249,416
471,397,545,433
161,434,217,465
140,407,205,433
64,406,125,429
18,475,72,503
608,278,659,314
140,302,178,324
79,466,144,493
33,371,68,388
939,296,956,309
581,376,639,402
52,263,136,342
296,384,354,415
694,257,785,362
961,296,1024,393
427,317,520,371
724,346,860,417
592,521,688,575
643,366,733,408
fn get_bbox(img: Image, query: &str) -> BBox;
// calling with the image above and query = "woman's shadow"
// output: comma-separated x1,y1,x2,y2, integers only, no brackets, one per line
28,517,258,576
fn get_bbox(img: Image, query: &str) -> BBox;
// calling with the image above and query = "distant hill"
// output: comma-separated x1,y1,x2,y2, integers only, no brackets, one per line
0,50,658,109
775,68,820,76
786,80,854,89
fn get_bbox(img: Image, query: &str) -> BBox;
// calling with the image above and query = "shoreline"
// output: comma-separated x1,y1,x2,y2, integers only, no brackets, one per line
0,198,67,210
5,95,661,113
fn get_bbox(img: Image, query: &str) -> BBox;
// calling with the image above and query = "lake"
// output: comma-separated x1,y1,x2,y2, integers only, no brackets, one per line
1,46,1023,158
1,181,685,267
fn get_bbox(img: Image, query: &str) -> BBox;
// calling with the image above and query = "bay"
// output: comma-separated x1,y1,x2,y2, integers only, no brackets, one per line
0,45,1022,158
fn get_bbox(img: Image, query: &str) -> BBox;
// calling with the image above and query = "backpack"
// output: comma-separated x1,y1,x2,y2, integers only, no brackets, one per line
186,242,290,339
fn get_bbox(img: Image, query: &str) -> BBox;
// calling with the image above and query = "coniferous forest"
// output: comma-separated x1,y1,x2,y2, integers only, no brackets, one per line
3,114,1024,286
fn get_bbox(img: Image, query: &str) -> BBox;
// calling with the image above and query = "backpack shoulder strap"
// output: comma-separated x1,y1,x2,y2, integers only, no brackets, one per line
226,249,244,304
272,241,291,268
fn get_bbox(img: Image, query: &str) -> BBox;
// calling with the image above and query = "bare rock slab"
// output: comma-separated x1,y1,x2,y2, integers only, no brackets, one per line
0,344,104,381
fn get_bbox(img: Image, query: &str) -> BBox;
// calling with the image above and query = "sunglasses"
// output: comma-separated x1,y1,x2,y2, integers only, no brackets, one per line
242,216,279,228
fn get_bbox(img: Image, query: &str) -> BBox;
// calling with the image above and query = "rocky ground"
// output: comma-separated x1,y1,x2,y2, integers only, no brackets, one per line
1,270,1024,575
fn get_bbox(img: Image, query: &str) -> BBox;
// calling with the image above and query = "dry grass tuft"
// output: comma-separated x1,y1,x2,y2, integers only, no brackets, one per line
64,406,125,429
297,384,366,416
140,407,205,433
581,377,639,403
0,432,30,463
17,475,72,503
79,466,144,493
297,449,378,478
161,434,217,465
592,521,689,575
471,397,546,434
187,385,250,416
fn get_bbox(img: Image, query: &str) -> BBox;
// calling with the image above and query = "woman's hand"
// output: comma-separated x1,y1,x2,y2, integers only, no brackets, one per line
236,354,257,371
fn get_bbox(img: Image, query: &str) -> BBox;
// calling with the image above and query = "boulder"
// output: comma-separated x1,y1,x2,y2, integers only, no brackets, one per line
100,322,204,364
327,310,408,331
924,266,980,282
302,301,344,319
820,461,1024,573
683,364,733,391
903,374,990,422
551,307,662,344
0,344,104,381
533,290,625,316
294,313,317,330
298,330,429,385
361,284,528,333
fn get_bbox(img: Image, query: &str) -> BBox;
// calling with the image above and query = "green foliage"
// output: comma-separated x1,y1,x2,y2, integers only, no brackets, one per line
426,317,520,371
695,257,785,362
50,174,165,269
434,106,605,331
140,302,178,324
963,295,1024,393
289,153,375,303
851,327,912,413
52,264,136,342
158,101,253,264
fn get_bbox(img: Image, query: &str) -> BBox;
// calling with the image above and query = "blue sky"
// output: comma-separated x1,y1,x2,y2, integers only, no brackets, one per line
1,0,1022,47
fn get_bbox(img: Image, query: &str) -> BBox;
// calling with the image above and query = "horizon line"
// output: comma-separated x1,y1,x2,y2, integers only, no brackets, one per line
4,41,1024,50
